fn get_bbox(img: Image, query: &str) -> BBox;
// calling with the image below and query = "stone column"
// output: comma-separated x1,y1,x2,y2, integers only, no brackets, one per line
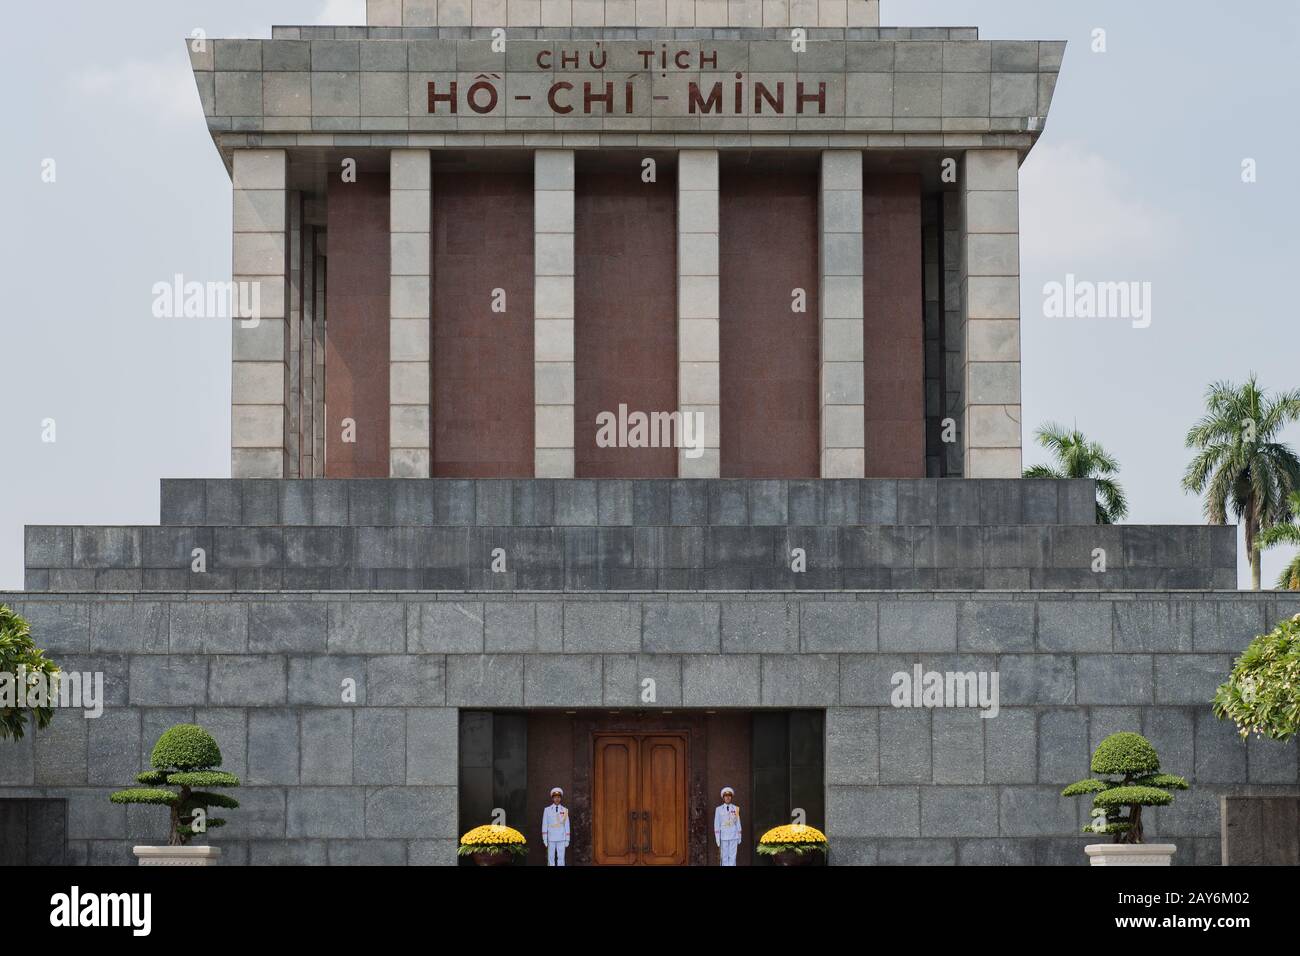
942,191,964,477
922,199,942,477
677,149,721,478
230,149,289,479
960,150,1022,478
534,149,575,478
389,148,433,477
286,192,302,477
819,150,865,478
313,247,327,476
300,225,316,479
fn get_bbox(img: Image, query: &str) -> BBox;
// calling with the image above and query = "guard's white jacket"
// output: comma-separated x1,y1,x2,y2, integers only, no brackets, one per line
714,803,741,844
542,804,571,846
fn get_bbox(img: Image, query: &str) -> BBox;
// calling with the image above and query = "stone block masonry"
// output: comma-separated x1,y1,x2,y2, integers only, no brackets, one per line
192,36,1063,146
678,150,721,478
158,478,1104,527
820,150,865,478
3,588,1295,866
27,478,1234,593
230,150,288,479
363,0,882,29
534,150,576,477
23,522,1236,593
389,149,433,477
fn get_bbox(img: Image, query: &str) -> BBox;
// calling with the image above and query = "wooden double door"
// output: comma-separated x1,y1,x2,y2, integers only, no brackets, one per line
592,733,688,866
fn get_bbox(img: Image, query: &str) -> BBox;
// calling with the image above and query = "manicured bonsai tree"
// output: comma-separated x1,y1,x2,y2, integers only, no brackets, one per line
1213,613,1300,742
1061,732,1188,843
110,724,240,846
0,604,60,741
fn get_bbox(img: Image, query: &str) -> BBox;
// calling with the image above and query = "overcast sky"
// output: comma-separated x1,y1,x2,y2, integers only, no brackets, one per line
0,0,1296,589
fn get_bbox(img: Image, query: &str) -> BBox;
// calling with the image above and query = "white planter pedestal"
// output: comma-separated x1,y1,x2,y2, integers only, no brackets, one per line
1085,843,1176,866
133,846,222,866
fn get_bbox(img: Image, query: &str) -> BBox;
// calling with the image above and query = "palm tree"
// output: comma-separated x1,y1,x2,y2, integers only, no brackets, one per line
1182,375,1300,590
1256,490,1300,590
1023,422,1129,524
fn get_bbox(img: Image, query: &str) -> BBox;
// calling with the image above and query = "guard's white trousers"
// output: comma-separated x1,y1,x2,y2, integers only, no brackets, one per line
547,842,567,866
719,839,739,866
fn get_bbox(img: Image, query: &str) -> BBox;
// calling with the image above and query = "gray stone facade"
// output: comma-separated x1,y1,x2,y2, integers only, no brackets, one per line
6,12,1285,869
4,478,1297,865
3,581,1296,865
189,33,1062,153
23,480,1235,593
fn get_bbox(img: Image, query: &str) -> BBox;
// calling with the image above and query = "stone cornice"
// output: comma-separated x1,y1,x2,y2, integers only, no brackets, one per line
186,34,1064,169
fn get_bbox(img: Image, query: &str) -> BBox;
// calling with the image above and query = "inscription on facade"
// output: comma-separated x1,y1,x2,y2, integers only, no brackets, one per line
428,46,830,116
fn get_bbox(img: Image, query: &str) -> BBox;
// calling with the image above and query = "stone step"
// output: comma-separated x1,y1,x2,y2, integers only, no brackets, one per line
22,522,1235,593
158,477,1101,528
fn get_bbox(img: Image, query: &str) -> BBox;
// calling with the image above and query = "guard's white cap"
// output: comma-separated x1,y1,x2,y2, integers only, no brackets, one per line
720,787,734,798
550,787,564,797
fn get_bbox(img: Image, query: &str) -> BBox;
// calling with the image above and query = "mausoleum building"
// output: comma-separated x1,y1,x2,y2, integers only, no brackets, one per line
2,0,1297,866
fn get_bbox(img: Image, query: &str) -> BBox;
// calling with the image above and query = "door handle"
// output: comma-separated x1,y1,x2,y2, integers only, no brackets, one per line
641,810,650,854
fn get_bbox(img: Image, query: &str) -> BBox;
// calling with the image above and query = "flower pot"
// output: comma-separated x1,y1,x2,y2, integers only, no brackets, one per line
773,850,815,866
133,846,222,866
471,850,514,866
1085,843,1176,867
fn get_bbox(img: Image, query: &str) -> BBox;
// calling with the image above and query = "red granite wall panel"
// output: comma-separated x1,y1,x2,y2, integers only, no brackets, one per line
862,174,925,477
574,155,678,477
325,174,390,477
719,167,820,477
432,170,535,476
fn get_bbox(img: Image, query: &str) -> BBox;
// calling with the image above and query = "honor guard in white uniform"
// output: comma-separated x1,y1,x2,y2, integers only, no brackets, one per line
714,786,742,866
542,787,570,866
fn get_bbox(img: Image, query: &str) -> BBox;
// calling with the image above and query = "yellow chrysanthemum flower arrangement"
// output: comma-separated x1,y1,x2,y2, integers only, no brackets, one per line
457,824,529,857
755,823,829,857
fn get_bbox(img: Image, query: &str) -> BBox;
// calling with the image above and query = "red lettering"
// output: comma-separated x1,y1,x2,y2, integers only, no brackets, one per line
754,82,783,114
584,81,613,113
536,50,552,69
427,81,457,114
688,82,722,114
699,50,717,69
796,81,826,114
548,81,574,113
467,81,498,114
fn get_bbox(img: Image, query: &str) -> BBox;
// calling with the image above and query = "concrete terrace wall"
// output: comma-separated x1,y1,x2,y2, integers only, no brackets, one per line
2,589,1296,866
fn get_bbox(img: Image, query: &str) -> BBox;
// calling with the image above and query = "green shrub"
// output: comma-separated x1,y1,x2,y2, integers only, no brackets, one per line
1089,731,1160,775
109,724,240,846
1061,732,1188,844
151,723,223,770
1213,613,1300,742
0,604,61,741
